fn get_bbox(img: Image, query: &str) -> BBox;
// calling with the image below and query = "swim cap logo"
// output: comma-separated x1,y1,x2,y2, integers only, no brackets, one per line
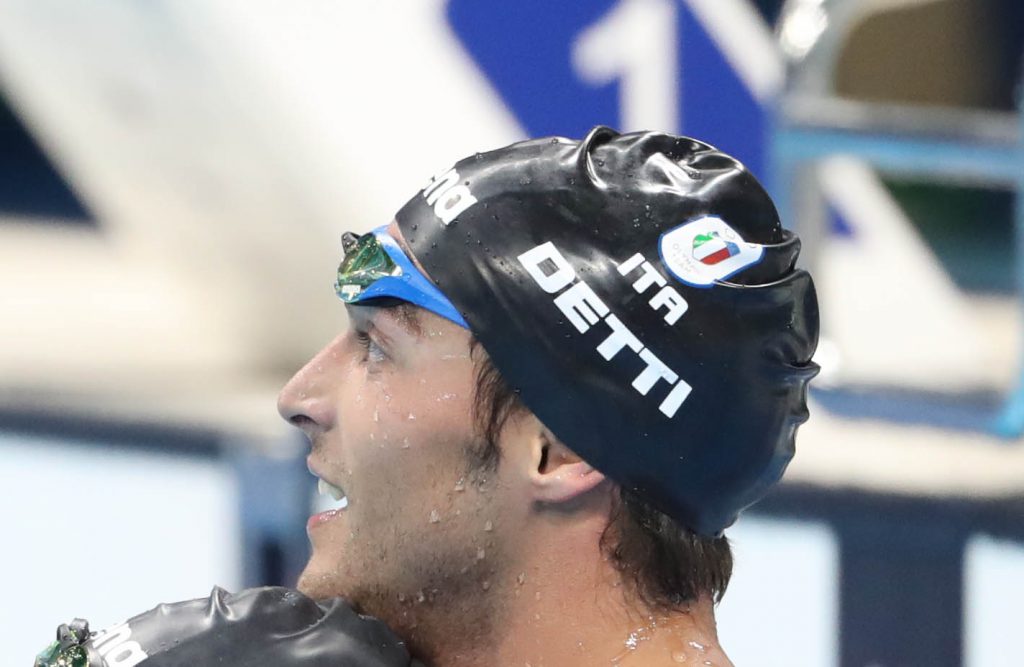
88,621,149,666
422,166,478,225
659,216,764,288
692,232,739,265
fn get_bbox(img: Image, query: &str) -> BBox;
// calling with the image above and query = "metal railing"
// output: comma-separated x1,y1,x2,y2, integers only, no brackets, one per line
771,0,1024,435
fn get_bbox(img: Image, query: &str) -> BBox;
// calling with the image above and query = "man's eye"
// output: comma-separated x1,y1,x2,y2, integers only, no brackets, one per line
355,331,387,363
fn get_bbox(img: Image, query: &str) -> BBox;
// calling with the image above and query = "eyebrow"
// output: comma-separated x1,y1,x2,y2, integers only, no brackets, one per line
388,302,423,338
345,302,423,340
361,301,422,340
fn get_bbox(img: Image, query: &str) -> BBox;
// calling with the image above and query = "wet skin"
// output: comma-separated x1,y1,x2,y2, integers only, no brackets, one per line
277,222,734,666
277,297,519,647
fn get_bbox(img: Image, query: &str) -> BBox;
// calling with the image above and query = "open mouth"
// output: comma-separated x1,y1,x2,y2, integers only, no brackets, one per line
318,478,349,509
308,472,349,531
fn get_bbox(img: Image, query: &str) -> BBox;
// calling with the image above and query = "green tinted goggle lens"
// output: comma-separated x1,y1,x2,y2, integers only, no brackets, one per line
35,620,91,667
35,644,88,667
334,231,401,303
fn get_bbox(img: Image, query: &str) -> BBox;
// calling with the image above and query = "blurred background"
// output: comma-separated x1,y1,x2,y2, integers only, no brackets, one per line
2,0,1022,664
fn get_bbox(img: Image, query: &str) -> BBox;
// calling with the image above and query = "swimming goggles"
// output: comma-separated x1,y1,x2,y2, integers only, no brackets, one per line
35,619,92,667
335,225,469,329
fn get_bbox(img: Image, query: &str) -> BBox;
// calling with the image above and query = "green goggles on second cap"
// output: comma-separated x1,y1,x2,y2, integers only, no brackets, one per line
35,620,91,667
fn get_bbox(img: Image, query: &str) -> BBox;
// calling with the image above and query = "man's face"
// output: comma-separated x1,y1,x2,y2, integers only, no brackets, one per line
277,295,520,626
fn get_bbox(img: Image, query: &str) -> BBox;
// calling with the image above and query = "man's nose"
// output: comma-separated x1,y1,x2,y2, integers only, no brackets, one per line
277,336,343,437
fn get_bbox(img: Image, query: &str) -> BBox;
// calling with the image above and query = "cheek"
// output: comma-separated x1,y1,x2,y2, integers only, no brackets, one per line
335,359,401,440
338,378,468,453
352,384,477,498
359,348,476,437
385,375,476,449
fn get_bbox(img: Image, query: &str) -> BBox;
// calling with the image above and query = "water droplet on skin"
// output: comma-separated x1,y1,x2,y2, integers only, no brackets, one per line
688,641,706,652
481,581,491,591
454,478,466,491
517,572,526,585
416,590,426,603
476,547,486,560
299,392,307,399
397,592,406,602
534,591,542,601
401,438,411,449
484,520,493,532
407,413,416,420
671,650,688,663
429,509,441,523
373,409,379,422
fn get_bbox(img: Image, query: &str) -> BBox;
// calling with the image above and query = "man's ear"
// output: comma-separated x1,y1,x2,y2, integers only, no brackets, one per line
529,427,607,504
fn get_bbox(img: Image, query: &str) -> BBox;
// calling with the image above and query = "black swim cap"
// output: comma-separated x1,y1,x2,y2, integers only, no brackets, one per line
396,126,819,536
35,587,423,667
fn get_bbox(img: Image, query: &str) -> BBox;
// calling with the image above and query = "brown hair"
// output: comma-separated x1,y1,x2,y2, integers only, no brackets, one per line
468,341,732,609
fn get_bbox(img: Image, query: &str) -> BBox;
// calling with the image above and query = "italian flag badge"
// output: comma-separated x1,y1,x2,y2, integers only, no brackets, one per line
659,216,765,288
691,232,740,266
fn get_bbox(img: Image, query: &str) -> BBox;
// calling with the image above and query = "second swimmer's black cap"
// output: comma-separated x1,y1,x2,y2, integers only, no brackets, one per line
35,587,423,667
396,126,819,536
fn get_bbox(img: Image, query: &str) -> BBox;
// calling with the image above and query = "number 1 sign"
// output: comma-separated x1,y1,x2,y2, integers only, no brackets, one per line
446,0,781,179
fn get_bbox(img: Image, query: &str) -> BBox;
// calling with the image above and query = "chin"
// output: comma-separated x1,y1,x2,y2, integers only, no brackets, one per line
295,558,344,600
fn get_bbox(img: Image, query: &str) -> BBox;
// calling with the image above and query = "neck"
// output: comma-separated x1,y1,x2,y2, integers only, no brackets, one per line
425,523,733,667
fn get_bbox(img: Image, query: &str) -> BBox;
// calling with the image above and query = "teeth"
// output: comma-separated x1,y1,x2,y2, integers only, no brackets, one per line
318,478,346,501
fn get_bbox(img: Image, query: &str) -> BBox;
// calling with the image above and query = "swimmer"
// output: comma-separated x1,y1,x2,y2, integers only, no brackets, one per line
277,126,819,666
34,127,818,667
